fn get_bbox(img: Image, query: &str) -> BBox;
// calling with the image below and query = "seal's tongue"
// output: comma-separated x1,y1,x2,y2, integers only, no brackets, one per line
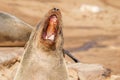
45,15,57,41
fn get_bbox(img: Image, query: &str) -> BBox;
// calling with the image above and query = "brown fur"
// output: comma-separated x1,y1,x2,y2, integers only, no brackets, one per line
14,8,69,80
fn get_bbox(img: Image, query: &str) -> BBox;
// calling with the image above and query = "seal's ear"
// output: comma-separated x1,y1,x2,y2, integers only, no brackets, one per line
62,49,80,63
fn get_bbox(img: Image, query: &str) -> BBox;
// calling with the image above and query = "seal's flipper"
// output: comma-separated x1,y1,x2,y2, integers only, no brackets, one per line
63,49,80,63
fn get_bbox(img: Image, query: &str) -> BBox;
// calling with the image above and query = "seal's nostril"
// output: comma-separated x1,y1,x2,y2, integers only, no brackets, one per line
53,8,59,11
53,8,57,11
56,9,59,11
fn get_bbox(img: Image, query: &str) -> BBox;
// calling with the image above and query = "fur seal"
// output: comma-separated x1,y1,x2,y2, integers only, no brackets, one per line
14,8,69,80
0,11,33,46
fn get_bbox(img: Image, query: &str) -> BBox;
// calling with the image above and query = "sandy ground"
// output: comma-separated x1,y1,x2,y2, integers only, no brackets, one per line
0,0,120,75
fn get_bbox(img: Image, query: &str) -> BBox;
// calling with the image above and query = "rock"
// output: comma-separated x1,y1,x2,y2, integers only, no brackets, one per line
0,62,19,80
68,63,111,80
0,61,111,80
0,48,112,80
0,48,23,66
68,67,78,80
0,48,23,80
111,75,120,80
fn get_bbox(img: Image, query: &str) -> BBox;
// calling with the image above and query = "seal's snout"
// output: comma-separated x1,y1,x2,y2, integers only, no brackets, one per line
41,8,61,42
53,8,59,11
39,8,62,49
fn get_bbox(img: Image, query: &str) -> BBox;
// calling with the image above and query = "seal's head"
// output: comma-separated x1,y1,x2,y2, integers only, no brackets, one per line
33,8,63,50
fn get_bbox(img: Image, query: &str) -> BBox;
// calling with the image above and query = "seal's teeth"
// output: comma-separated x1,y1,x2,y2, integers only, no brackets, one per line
45,34,55,41
48,35,55,41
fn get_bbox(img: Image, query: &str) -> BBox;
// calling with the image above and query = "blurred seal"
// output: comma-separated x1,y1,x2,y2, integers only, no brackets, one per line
0,12,33,46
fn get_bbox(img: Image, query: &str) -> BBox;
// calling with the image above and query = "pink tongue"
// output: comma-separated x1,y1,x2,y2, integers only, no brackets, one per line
50,16,57,23
46,16,57,40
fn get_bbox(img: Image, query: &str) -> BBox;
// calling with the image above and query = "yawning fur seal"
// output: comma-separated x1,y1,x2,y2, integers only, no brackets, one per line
14,8,69,80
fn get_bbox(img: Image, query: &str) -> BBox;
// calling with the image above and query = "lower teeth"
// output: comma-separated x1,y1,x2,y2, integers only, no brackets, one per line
45,34,55,41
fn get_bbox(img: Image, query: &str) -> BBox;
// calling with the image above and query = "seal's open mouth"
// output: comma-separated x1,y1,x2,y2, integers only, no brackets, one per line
42,15,58,44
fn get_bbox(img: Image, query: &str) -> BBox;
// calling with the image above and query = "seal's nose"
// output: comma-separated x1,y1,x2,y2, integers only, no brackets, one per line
53,8,59,11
